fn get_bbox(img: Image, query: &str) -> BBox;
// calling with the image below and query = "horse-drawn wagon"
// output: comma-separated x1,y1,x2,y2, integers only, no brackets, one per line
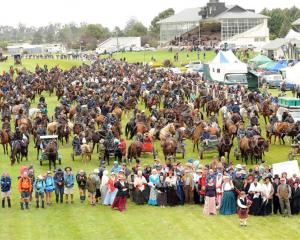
198,135,218,159
141,135,157,158
38,135,62,168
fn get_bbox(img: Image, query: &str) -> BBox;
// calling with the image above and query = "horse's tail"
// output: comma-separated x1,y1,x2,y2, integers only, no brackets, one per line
127,145,132,161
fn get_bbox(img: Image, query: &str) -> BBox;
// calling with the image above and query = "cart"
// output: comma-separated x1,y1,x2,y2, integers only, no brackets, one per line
38,135,62,166
198,135,218,159
141,135,157,158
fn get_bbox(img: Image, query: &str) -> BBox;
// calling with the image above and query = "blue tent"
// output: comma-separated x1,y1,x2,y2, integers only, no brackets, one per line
266,60,288,72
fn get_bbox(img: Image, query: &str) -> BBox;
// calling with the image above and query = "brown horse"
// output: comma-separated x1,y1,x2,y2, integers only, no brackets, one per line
217,134,233,162
47,122,58,135
239,137,254,165
95,115,105,129
68,106,76,120
44,140,58,170
162,137,177,161
127,141,143,163
0,130,11,154
192,121,206,152
224,120,238,140
266,122,290,144
81,144,92,165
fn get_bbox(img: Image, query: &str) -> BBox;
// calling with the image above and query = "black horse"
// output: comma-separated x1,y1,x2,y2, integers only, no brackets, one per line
10,140,29,165
217,134,233,162
44,141,58,170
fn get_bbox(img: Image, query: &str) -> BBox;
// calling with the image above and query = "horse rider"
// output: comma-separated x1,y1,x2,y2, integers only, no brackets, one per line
36,124,46,149
237,123,246,149
72,135,81,155
201,128,210,146
12,127,23,148
232,101,241,116
250,113,259,127
283,112,294,124
98,139,106,163
268,112,278,136
2,118,11,133
136,132,144,143
150,105,159,119
209,112,218,125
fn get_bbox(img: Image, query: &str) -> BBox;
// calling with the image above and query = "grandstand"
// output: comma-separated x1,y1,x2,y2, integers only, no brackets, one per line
158,0,269,48
96,37,141,54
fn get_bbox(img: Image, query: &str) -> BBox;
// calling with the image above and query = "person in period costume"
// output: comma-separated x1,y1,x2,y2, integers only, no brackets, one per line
33,175,46,209
198,167,207,204
193,169,202,204
237,191,252,227
288,174,300,188
148,169,159,206
182,168,194,204
103,172,118,205
1,172,12,208
261,176,274,216
76,170,87,203
133,170,147,205
203,178,217,215
112,173,129,212
100,170,109,204
272,175,282,215
156,174,167,208
248,177,262,215
165,171,179,206
215,172,223,209
86,173,97,206
278,177,292,217
176,174,185,205
220,175,236,215
92,169,101,204
127,168,136,202
291,182,300,215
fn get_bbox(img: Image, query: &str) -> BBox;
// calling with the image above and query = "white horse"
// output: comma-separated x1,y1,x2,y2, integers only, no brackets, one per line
159,123,176,145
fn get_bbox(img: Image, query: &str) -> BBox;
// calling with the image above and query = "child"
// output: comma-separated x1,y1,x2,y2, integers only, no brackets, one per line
1,172,12,208
237,191,252,227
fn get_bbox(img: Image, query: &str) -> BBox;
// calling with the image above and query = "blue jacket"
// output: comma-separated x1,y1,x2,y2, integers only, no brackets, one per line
45,176,55,191
1,176,11,192
33,179,46,193
64,174,75,188
54,170,64,187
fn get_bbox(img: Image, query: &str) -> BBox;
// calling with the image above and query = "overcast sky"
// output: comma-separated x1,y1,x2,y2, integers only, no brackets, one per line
0,0,299,29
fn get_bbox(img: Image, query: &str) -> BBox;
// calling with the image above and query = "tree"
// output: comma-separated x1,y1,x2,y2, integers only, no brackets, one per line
113,26,124,37
84,24,110,40
150,8,175,36
31,30,43,44
124,19,147,37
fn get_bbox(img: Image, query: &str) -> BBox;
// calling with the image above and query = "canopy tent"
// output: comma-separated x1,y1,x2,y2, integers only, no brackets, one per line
265,60,288,72
285,29,300,40
258,61,276,70
249,54,272,65
281,62,300,84
210,51,230,64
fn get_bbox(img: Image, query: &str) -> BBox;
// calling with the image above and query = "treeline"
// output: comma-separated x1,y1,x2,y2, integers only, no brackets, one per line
261,6,300,39
0,8,175,50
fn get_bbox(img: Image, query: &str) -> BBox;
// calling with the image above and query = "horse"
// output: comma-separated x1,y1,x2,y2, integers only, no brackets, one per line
10,140,29,166
266,122,290,144
81,144,92,165
125,119,136,139
239,137,253,165
252,136,269,164
159,123,176,145
57,123,70,145
162,137,177,161
44,140,58,170
127,141,143,163
47,122,58,135
129,122,148,139
192,121,206,152
217,134,233,162
91,130,106,153
0,129,11,155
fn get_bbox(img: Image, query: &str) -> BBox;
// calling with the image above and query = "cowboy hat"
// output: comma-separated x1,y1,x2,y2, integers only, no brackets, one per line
65,167,72,171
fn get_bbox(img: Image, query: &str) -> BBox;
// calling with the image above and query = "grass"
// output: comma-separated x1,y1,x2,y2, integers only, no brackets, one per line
101,49,217,67
0,59,299,240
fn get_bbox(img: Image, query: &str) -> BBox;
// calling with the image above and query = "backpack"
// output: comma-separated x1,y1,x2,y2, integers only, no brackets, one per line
21,177,31,190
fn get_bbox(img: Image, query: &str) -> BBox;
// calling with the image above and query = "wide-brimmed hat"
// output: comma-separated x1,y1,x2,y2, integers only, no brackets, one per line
65,167,72,171
93,169,99,174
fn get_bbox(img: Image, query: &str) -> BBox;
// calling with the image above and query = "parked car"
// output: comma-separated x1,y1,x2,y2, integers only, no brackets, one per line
260,73,283,88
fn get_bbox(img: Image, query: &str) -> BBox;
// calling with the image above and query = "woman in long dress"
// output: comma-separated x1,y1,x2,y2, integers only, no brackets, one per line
148,169,159,206
156,175,167,208
133,170,148,205
248,177,262,215
100,170,109,204
220,176,236,215
261,176,274,216
203,178,217,215
165,171,179,206
291,182,300,215
103,172,118,205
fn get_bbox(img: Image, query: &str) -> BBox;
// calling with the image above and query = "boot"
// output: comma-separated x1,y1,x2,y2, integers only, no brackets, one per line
36,201,39,208
41,201,45,209
2,199,5,208
56,196,59,204
7,199,11,208
60,197,63,204
20,202,24,210
25,202,29,209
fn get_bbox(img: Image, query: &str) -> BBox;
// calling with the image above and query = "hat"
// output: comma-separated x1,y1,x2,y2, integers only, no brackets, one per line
100,139,105,144
65,167,72,171
46,171,51,174
235,164,242,169
93,169,99,174
273,174,280,180
38,175,43,180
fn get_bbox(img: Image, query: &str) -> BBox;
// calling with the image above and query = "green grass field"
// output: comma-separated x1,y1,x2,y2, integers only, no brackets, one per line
0,58,299,240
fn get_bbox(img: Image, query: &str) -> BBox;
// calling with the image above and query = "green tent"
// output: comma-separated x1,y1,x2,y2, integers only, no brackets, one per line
249,54,272,65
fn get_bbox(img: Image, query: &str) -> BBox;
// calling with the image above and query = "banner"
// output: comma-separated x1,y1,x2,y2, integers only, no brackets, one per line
272,160,300,178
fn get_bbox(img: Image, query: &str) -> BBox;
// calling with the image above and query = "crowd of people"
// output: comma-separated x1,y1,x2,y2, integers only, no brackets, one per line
2,158,300,225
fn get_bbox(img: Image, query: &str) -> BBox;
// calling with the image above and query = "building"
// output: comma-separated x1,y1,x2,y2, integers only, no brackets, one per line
158,0,269,47
96,37,141,54
7,43,66,55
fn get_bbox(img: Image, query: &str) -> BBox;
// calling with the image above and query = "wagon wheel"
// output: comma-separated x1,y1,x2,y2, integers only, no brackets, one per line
199,147,204,160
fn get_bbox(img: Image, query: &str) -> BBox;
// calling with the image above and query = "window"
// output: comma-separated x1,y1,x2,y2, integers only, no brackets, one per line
217,69,220,73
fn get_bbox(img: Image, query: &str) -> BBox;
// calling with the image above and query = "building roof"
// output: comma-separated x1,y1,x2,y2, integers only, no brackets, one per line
262,38,300,50
157,8,202,24
292,18,300,26
214,5,268,19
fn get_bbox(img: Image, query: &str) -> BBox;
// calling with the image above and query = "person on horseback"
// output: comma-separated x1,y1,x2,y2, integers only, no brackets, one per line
201,128,210,146
150,105,159,119
2,118,11,132
209,112,218,125
72,135,81,155
98,139,106,163
12,127,22,148
136,132,144,143
283,113,294,124
237,123,246,149
232,101,241,116
268,112,278,136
